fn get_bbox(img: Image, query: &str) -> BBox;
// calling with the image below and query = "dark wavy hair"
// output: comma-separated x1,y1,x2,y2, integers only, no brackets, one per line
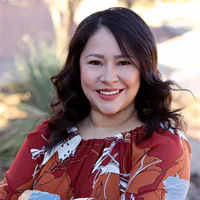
47,7,186,149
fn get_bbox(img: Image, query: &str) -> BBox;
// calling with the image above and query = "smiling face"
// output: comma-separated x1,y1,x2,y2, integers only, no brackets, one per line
79,27,140,116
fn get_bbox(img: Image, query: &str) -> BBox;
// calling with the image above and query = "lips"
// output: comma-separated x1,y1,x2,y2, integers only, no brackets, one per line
96,89,124,101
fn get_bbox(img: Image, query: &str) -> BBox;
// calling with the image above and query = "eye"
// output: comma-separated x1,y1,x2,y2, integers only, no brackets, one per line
118,61,131,65
89,60,102,65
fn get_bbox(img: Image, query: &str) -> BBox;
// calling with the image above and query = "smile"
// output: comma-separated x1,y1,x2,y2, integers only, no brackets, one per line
99,90,120,95
96,89,124,101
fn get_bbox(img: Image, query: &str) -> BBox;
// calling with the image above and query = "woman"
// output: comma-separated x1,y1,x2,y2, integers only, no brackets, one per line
0,7,191,200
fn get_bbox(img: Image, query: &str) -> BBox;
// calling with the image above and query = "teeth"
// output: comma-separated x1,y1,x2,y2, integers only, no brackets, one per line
99,90,120,95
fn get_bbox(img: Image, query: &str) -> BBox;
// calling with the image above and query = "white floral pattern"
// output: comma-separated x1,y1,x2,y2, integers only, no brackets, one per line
164,174,190,200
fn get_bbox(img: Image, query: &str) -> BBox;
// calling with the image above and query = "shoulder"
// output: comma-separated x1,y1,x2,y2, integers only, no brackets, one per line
137,125,191,152
26,120,50,150
154,126,191,154
133,125,192,167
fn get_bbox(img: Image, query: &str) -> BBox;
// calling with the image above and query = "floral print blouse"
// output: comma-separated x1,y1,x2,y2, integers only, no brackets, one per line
0,120,191,200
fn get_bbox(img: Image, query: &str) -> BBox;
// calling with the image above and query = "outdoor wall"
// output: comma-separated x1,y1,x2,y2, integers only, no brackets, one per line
0,2,54,58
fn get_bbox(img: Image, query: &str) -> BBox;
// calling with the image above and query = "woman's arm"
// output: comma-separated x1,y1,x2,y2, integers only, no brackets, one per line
0,121,49,200
121,129,191,200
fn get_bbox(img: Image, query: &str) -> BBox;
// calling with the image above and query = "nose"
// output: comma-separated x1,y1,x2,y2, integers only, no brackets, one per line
100,64,119,84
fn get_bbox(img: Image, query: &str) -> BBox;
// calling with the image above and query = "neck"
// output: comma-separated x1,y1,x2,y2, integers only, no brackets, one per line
90,104,137,128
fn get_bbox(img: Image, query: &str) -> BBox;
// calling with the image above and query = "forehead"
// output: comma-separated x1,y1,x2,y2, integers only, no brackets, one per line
81,27,122,57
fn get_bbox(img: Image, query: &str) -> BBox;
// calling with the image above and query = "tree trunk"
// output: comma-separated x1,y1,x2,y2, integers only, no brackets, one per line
46,0,69,57
46,0,81,58
119,0,135,9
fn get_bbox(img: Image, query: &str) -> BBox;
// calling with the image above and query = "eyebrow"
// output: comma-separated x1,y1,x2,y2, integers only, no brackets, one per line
85,53,135,59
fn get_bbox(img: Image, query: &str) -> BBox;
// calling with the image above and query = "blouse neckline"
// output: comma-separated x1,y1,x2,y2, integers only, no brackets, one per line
69,124,146,141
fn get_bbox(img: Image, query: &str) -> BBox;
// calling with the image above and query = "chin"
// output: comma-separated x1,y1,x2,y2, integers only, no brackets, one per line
99,108,121,116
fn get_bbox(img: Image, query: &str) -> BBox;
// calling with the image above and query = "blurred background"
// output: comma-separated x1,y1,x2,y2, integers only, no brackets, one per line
0,0,199,199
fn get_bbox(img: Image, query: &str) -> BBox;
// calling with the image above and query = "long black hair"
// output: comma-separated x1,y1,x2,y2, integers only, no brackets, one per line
47,7,185,148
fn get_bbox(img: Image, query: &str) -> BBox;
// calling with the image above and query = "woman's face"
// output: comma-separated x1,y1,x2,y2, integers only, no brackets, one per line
79,27,140,116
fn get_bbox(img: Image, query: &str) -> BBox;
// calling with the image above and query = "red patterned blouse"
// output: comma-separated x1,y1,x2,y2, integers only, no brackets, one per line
0,120,191,200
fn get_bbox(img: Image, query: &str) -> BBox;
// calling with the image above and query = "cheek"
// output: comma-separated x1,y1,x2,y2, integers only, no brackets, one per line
80,66,96,92
131,73,140,86
120,69,140,88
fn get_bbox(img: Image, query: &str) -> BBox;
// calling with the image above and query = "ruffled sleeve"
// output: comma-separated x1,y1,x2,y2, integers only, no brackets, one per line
121,128,191,200
0,120,50,200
